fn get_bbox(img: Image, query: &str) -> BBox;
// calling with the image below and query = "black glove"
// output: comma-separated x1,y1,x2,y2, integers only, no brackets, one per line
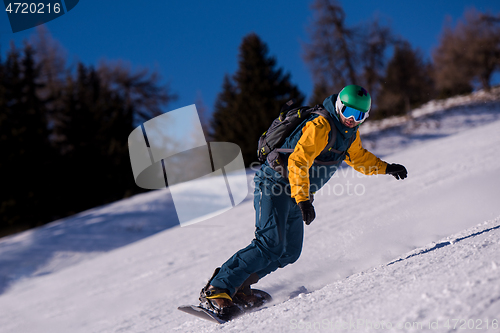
386,163,408,180
298,200,315,225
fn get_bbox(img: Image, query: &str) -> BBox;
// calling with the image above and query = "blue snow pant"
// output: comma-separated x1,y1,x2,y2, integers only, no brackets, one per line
210,169,304,296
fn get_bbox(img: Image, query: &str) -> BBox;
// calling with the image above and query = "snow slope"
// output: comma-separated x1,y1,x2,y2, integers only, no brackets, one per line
0,93,500,332
212,218,500,333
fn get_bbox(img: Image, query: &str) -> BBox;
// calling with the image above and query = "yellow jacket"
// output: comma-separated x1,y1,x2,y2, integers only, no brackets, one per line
287,116,387,203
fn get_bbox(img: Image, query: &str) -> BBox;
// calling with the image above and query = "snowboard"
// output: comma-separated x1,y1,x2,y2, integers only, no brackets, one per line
178,289,272,324
178,304,227,324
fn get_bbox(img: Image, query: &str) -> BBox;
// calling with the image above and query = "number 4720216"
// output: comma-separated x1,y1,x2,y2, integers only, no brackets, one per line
5,2,61,14
444,319,499,330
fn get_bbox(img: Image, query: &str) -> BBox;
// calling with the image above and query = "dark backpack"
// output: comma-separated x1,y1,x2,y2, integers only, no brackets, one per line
257,100,350,178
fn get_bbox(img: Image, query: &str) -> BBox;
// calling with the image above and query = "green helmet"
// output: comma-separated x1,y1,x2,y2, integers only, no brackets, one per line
338,85,371,111
335,85,371,124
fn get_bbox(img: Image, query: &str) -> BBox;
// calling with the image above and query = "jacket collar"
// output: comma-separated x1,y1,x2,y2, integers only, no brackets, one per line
322,94,358,138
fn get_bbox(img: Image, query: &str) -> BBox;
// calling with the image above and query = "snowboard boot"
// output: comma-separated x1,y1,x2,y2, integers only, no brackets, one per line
233,273,266,308
199,268,241,320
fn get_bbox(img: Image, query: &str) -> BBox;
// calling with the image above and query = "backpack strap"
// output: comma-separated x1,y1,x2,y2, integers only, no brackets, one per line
275,148,294,153
273,106,356,169
275,105,342,157
310,106,339,155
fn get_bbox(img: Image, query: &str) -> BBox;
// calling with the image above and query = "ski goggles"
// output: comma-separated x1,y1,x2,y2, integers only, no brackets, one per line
336,98,369,124
342,106,367,122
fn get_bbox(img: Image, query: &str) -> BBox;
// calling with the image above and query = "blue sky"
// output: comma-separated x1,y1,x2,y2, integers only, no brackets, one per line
1,0,500,118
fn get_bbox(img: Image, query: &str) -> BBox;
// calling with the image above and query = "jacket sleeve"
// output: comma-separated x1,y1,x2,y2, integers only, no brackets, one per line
345,130,388,175
288,116,331,204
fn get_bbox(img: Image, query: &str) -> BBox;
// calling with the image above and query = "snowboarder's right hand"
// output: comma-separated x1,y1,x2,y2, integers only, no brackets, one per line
298,200,315,225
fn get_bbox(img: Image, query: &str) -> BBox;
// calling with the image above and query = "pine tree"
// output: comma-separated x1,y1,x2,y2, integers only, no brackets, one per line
0,48,15,233
0,44,56,234
53,63,135,213
359,19,393,105
0,39,176,237
304,0,394,106
303,0,358,105
376,41,434,119
211,33,304,167
29,26,67,112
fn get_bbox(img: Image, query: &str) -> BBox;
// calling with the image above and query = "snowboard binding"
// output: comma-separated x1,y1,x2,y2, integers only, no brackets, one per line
198,268,241,321
179,267,273,324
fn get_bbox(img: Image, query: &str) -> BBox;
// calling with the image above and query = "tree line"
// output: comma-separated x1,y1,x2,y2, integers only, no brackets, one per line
1,2,499,236
0,29,175,236
212,2,500,165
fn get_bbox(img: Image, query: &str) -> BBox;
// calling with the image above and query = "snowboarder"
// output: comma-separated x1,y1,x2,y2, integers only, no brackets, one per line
199,85,408,318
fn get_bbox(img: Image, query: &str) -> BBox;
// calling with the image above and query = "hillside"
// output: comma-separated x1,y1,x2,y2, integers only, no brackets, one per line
0,90,500,332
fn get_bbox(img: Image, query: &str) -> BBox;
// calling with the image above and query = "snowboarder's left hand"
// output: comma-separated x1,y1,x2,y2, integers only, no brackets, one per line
386,163,408,180
298,200,315,225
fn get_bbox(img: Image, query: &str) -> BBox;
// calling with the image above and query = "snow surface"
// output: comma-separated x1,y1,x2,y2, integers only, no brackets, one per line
1,90,500,332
